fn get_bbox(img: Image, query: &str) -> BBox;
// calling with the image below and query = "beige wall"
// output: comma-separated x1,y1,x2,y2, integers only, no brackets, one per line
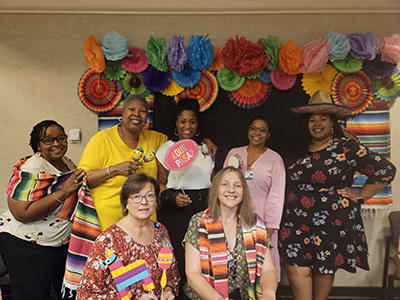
0,12,399,287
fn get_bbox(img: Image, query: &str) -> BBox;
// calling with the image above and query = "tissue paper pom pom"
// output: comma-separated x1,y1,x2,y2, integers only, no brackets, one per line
363,54,397,79
172,63,201,88
167,35,187,72
142,65,172,92
258,35,280,70
236,37,268,76
348,32,379,60
146,36,168,72
325,31,351,62
299,39,329,74
380,34,400,63
187,35,214,70
279,40,302,75
210,47,224,71
121,47,149,73
222,37,241,71
217,67,245,91
101,31,130,61
84,35,106,73
104,60,126,80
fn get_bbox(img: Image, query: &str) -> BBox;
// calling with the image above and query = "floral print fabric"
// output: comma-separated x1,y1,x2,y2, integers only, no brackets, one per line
279,137,396,274
77,223,180,300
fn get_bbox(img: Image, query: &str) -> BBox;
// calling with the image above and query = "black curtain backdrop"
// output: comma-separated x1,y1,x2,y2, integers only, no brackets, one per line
153,75,310,172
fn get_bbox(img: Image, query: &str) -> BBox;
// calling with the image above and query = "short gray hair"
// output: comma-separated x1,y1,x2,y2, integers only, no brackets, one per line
123,95,149,112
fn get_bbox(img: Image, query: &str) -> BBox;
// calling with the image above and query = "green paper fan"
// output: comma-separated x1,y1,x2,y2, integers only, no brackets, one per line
217,67,245,92
104,60,126,81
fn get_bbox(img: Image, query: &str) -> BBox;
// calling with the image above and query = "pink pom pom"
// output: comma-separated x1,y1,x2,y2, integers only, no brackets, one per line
299,39,330,74
380,34,400,63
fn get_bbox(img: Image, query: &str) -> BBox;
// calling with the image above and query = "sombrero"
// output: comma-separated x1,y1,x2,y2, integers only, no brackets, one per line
290,90,353,118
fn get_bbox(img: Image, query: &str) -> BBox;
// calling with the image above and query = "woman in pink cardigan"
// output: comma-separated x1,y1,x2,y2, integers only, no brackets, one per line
223,114,286,281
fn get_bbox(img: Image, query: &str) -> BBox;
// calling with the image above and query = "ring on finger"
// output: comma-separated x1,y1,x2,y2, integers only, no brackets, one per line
74,180,78,183
131,169,136,174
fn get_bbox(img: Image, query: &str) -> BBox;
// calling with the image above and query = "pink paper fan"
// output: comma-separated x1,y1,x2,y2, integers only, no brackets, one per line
270,68,297,90
227,78,272,109
121,47,149,73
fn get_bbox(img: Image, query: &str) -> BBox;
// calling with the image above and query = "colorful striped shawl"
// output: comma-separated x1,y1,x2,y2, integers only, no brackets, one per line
199,209,268,300
6,156,78,220
63,177,102,292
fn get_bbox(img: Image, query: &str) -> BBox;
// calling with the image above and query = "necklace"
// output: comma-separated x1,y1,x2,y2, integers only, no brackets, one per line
119,126,135,146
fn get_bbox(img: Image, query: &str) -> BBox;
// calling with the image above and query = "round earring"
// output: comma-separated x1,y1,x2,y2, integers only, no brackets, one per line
174,128,179,136
195,129,200,137
123,208,129,216
331,128,334,135
118,117,123,123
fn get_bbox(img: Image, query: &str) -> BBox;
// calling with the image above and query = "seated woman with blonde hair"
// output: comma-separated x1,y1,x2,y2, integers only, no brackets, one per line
183,167,277,300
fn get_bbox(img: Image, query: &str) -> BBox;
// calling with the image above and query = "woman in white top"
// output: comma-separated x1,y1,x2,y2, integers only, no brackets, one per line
0,120,84,300
156,99,214,299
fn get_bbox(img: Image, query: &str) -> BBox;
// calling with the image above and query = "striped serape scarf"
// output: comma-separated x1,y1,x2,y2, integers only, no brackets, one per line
6,156,78,220
199,209,268,300
63,176,102,296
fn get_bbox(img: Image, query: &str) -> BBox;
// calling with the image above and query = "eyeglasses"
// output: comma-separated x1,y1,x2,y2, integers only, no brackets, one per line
248,125,268,134
129,193,156,203
40,135,68,145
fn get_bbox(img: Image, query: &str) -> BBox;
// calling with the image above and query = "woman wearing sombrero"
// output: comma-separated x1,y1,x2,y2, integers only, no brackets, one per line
279,90,396,300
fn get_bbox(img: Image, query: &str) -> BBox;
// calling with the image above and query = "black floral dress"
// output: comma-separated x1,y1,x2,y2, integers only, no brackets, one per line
279,137,396,274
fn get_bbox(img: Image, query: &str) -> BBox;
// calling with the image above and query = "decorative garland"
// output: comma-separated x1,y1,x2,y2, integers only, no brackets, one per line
79,31,400,113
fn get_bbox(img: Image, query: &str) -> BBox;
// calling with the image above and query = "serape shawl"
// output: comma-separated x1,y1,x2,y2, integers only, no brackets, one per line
199,209,268,300
346,100,393,207
6,156,78,220
63,176,102,292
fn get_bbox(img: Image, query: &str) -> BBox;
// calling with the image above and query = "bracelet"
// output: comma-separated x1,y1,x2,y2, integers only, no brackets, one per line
217,296,226,300
53,192,63,204
106,165,115,178
164,284,175,296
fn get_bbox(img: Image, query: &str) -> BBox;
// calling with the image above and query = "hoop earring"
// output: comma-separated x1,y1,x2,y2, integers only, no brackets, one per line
195,129,200,137
118,117,123,123
174,128,179,136
331,128,334,135
123,208,129,216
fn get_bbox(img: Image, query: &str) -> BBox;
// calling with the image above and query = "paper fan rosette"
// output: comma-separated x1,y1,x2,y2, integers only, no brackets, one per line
78,69,121,113
302,64,338,95
118,72,149,97
371,71,400,101
270,68,297,91
161,76,184,96
331,70,374,114
174,70,218,112
217,67,245,92
227,78,272,109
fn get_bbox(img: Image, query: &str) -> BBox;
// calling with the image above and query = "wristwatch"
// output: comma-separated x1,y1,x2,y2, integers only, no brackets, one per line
357,193,364,204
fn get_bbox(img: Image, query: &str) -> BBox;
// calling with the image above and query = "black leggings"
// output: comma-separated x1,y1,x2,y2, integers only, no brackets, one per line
0,233,68,300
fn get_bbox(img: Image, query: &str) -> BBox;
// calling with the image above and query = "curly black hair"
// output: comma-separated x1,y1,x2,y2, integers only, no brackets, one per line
248,114,272,132
29,120,65,153
168,98,204,145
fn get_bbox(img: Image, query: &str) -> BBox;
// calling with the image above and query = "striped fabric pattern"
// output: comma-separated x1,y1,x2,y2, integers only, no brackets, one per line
64,177,102,291
346,100,393,205
199,209,267,300
6,156,78,220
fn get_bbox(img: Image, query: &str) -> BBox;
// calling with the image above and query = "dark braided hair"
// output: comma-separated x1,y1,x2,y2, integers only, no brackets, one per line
29,120,65,153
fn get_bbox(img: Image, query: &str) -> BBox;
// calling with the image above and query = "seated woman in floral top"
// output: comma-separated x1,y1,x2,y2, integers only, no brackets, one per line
77,173,180,300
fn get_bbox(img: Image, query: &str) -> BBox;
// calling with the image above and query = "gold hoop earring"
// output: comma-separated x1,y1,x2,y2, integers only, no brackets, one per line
123,208,129,216
195,129,200,137
174,128,179,136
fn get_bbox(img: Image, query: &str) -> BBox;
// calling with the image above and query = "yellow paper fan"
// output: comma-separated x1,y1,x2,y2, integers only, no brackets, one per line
161,76,184,96
302,64,338,96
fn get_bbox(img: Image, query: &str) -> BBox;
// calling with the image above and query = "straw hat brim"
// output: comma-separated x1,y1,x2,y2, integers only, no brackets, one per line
290,103,353,118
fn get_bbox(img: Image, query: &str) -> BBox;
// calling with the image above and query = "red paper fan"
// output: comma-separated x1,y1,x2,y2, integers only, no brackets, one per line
78,69,122,113
174,70,218,112
227,78,272,109
331,71,373,114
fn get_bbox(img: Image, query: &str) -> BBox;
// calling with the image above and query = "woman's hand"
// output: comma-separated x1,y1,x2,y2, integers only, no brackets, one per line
175,193,191,207
161,289,174,300
110,161,143,177
337,187,357,203
203,138,218,160
139,293,158,300
60,168,85,195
